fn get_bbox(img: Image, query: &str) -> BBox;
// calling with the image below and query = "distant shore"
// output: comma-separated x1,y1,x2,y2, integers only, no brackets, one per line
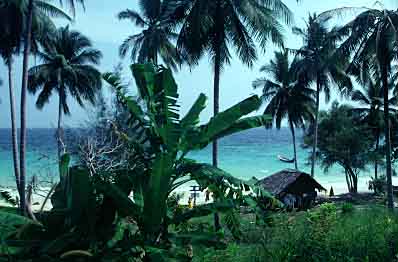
0,175,378,211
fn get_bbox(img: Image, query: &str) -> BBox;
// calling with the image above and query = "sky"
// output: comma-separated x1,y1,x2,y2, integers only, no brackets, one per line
0,0,397,128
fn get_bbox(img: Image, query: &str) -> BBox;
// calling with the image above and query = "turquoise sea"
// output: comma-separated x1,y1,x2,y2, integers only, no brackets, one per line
0,128,373,193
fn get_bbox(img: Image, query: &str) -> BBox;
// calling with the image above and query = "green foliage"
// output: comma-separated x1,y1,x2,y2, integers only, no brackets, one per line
314,102,375,193
102,63,274,245
28,26,102,115
341,202,355,214
117,0,181,70
369,176,387,195
0,191,16,206
2,63,275,261
196,206,398,262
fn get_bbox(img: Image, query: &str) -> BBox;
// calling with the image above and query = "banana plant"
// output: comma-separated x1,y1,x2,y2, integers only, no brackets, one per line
2,64,275,261
103,63,273,243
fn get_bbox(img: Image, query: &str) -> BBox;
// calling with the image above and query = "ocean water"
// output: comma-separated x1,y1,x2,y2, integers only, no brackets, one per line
0,128,373,193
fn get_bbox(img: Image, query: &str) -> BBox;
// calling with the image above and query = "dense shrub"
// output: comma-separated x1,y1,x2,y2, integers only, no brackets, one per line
261,204,398,262
196,204,398,262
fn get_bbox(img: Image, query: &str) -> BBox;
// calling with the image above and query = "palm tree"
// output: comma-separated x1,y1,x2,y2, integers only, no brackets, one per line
350,69,398,180
177,0,291,167
0,0,71,213
176,0,291,231
333,7,398,209
0,0,24,196
117,0,181,70
28,26,102,159
352,78,384,179
253,50,315,170
292,13,352,177
19,0,83,215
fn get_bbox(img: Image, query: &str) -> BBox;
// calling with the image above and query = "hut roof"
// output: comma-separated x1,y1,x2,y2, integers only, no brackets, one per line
256,169,326,196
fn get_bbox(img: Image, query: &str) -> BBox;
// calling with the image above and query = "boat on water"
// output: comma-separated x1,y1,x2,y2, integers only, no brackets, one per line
278,155,295,163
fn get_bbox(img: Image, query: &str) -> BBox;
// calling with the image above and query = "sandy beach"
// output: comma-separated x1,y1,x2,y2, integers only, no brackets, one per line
1,175,386,211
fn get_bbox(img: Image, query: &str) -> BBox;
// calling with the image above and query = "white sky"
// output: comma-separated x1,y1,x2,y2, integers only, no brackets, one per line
0,0,397,128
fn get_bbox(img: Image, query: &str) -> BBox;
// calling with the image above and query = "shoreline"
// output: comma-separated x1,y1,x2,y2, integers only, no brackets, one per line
0,176,377,211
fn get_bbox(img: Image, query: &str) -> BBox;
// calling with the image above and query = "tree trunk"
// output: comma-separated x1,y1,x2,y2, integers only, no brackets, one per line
212,0,222,232
57,72,64,161
289,118,298,170
311,81,321,177
19,0,34,215
375,129,380,179
347,168,358,194
382,66,394,209
7,58,21,195
212,52,221,168
345,170,351,193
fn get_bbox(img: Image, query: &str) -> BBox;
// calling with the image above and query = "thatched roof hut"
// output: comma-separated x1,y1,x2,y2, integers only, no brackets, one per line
257,169,325,209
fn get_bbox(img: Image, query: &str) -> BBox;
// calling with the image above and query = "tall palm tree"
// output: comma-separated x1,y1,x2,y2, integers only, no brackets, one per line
333,7,398,209
0,0,70,213
350,68,398,180
177,0,292,167
176,0,291,231
0,0,24,196
253,50,315,170
28,26,102,159
352,78,384,179
117,0,181,70
19,0,83,215
292,13,352,177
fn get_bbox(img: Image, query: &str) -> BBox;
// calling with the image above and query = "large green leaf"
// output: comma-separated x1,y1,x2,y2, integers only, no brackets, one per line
143,153,174,237
214,115,272,140
131,64,156,102
0,191,17,206
103,72,147,125
0,211,39,236
180,162,249,191
199,95,261,138
65,168,93,227
153,67,180,150
96,181,141,218
51,154,71,209
59,154,70,182
185,95,262,150
172,201,235,225
180,93,207,129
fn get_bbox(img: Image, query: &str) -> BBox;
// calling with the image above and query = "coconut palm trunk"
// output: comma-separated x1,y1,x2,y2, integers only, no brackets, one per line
19,0,34,215
311,81,321,177
289,118,298,170
57,93,63,160
212,1,222,231
381,66,394,209
7,57,20,194
56,71,64,160
375,129,380,179
212,44,222,232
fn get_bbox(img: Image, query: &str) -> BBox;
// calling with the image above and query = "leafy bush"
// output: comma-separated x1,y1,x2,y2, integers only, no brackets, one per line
259,207,398,262
341,202,355,214
369,176,386,194
194,206,398,262
1,64,275,261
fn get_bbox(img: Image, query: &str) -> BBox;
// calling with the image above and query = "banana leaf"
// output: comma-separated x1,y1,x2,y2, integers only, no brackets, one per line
143,153,174,237
0,211,39,236
183,96,264,151
180,93,207,129
214,115,272,140
0,191,17,206
172,201,235,225
103,72,147,125
197,95,261,142
96,181,141,218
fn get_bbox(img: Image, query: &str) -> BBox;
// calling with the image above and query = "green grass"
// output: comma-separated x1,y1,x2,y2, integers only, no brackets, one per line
194,203,398,262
